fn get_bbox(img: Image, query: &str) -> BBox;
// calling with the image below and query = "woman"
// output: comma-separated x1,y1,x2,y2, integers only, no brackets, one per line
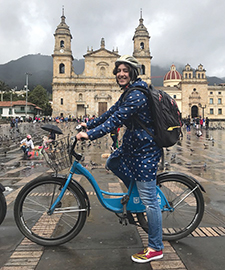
76,55,163,263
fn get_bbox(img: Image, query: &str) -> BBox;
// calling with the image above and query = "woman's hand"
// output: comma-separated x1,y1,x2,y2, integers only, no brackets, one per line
76,132,89,141
80,122,87,128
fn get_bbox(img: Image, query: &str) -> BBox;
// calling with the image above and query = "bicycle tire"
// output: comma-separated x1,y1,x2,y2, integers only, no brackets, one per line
0,192,7,225
136,174,205,241
14,176,88,246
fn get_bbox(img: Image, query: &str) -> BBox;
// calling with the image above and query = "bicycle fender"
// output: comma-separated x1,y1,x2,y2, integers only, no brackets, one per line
71,178,91,216
0,183,5,192
157,171,206,193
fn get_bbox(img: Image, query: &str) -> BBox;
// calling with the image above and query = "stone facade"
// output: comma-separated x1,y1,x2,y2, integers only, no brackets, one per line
52,11,225,122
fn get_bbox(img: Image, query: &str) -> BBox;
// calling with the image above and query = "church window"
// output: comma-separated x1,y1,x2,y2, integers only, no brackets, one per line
59,63,65,74
140,42,144,49
140,65,145,75
210,108,214,114
79,93,83,101
100,67,106,77
60,40,64,48
209,98,213,104
61,98,63,105
218,108,222,114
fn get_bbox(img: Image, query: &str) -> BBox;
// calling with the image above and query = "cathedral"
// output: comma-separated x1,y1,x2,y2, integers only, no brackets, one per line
52,11,225,124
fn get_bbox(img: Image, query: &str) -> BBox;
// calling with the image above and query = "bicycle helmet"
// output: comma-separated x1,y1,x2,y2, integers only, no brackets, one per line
115,55,141,70
27,134,31,139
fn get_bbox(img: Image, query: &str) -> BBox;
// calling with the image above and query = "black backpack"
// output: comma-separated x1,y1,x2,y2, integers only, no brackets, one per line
123,85,182,148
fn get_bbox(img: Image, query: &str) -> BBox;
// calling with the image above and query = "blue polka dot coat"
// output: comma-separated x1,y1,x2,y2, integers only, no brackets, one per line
87,78,162,182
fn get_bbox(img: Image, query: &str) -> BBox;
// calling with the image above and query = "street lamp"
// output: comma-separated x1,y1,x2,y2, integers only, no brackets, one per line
25,73,32,120
84,104,89,116
198,103,206,119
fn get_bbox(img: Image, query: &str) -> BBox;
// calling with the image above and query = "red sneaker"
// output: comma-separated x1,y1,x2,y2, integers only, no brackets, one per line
131,248,163,263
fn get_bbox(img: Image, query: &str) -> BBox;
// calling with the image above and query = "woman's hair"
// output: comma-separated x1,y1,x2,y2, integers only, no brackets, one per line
113,62,139,83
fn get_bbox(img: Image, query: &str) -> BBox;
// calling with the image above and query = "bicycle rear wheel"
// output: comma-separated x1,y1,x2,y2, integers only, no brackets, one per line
14,176,88,246
0,192,7,225
137,174,204,241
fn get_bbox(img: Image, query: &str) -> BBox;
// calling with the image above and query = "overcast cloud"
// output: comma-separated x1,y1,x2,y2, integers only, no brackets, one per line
0,0,224,77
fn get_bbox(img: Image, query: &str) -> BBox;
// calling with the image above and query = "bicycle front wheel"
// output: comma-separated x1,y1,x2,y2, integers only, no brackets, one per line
0,192,7,225
14,176,88,246
137,174,204,241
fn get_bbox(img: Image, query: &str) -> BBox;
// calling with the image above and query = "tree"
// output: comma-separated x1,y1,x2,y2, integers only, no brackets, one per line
28,85,52,116
0,81,10,101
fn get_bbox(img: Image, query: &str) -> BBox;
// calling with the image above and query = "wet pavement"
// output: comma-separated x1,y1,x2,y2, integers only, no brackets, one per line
0,122,225,269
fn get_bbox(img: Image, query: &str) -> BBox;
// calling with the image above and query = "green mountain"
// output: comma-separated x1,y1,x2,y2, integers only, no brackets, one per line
0,54,224,93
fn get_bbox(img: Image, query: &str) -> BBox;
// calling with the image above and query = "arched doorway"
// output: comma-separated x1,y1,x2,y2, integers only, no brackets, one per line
191,105,198,118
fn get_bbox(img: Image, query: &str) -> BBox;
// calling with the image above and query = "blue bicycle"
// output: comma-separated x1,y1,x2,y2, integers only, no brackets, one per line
14,135,205,246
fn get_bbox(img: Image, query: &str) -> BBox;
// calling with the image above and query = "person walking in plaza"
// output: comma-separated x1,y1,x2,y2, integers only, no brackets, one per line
76,55,164,263
20,134,34,157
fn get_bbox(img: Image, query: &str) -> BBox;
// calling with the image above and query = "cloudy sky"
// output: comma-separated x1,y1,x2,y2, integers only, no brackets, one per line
0,0,224,78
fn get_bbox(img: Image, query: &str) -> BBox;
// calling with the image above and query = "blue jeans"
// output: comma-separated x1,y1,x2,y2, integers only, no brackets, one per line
106,156,164,251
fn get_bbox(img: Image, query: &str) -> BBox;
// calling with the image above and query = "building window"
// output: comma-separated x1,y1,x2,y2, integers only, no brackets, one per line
9,108,12,115
185,73,187,79
189,73,191,79
210,108,214,114
140,42,144,49
218,108,222,115
218,92,221,95
198,73,200,79
218,98,222,104
59,63,65,74
20,106,25,111
60,40,64,48
79,93,83,101
61,98,63,105
202,74,204,79
173,95,177,99
140,65,145,75
210,91,213,95
193,88,196,91
209,98,213,104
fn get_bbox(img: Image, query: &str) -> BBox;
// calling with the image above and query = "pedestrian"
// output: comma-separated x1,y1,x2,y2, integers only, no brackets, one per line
206,117,209,129
200,117,203,129
20,134,34,158
76,55,164,263
186,116,191,132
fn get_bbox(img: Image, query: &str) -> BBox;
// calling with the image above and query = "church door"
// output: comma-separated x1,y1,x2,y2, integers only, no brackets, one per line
98,102,107,116
191,105,198,118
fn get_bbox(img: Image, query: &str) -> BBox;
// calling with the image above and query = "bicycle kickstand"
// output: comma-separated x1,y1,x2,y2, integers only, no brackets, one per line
119,195,130,226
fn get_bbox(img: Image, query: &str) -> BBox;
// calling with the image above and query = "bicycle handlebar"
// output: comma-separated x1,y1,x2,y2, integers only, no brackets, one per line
69,125,87,162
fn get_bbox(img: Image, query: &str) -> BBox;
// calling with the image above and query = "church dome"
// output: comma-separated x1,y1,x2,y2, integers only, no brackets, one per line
163,65,182,87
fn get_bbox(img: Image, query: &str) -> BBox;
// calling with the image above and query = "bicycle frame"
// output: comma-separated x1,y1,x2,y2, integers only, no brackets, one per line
48,159,172,215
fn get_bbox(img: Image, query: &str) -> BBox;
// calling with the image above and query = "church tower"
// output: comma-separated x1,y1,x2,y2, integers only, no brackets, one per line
52,8,74,80
133,10,152,85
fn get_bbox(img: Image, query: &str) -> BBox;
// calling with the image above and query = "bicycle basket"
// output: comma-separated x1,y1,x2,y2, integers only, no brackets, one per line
41,135,71,173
